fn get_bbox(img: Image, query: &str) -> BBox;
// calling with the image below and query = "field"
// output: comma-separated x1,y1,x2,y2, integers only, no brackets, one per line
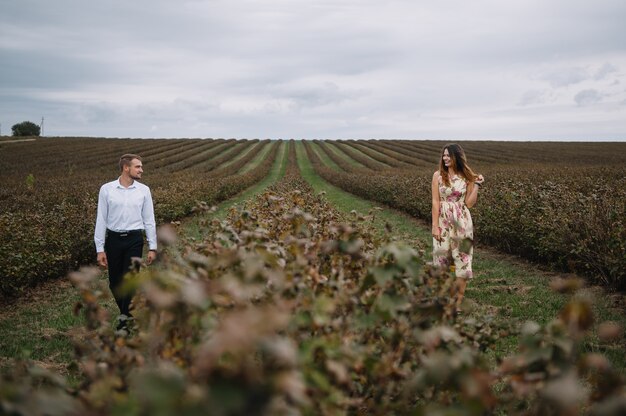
1,137,625,414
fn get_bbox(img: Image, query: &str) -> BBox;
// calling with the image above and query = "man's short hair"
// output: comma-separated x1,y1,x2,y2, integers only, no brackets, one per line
119,154,142,171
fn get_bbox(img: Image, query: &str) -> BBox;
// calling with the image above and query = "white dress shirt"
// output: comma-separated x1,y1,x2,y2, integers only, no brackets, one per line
94,178,157,253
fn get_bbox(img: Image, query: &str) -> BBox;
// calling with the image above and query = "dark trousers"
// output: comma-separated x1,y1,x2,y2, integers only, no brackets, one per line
104,230,143,316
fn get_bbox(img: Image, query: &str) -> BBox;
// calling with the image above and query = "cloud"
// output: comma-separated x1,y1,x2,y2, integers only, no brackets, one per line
518,89,552,106
1,0,626,140
574,89,603,106
538,67,590,88
594,62,619,80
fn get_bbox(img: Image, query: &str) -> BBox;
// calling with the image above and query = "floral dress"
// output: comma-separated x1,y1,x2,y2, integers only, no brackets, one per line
433,173,474,279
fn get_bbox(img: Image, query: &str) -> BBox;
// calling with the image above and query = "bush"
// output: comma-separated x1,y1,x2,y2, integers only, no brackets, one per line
304,142,626,290
11,121,41,137
0,139,281,297
2,156,624,415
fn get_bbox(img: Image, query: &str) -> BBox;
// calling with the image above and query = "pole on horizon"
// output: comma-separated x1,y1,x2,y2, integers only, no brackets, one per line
41,116,44,137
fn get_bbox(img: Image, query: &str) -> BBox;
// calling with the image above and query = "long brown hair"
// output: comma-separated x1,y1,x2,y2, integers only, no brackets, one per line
438,144,478,186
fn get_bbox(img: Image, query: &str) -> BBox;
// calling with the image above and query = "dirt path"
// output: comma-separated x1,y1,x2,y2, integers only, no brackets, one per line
0,138,37,144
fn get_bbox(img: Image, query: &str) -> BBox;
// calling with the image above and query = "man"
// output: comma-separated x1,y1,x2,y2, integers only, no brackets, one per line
94,154,157,328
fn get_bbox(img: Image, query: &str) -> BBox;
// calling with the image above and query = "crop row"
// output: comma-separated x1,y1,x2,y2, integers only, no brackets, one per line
314,139,626,171
304,140,626,290
1,137,198,175
0,139,282,296
338,140,407,169
147,139,238,171
313,140,360,172
2,140,622,414
356,140,431,167
0,137,260,176
330,141,389,170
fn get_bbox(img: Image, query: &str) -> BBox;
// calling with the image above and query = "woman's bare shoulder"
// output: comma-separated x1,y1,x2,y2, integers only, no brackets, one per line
432,170,440,179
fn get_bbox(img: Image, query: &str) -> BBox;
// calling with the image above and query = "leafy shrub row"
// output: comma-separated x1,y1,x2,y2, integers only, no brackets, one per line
131,139,223,170
379,139,626,167
364,139,435,166
0,139,281,297
331,141,388,170
194,140,255,173
344,139,413,168
313,140,359,172
1,143,623,414
304,141,626,290
156,139,240,172
152,140,281,221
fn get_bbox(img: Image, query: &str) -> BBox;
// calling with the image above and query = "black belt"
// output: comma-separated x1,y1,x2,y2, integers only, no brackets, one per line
107,229,143,237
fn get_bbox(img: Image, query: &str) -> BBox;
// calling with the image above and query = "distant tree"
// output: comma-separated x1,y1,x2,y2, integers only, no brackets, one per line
12,121,41,137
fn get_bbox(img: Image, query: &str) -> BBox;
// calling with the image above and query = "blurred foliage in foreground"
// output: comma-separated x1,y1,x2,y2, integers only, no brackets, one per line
1,144,625,415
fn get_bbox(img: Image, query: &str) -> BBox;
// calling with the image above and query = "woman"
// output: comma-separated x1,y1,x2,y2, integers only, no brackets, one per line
431,144,484,312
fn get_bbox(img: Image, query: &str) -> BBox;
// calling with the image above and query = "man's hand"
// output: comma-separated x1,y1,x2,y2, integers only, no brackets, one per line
147,250,157,265
97,252,108,268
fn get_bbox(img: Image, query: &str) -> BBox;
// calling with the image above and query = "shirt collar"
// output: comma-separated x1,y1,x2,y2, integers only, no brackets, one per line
116,177,137,189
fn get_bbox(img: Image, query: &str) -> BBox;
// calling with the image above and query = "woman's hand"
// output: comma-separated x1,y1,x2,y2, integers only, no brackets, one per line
466,175,483,208
432,225,441,242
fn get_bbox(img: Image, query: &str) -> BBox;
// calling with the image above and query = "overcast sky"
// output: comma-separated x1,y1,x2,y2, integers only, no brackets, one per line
1,0,625,140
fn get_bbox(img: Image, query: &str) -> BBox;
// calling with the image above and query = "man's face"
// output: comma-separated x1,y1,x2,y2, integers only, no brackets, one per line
127,158,143,180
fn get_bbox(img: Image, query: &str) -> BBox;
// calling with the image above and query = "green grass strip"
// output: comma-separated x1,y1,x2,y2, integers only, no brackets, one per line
181,140,287,241
339,141,389,168
320,140,366,168
239,140,276,174
0,279,86,385
214,140,260,169
297,141,430,244
309,141,341,171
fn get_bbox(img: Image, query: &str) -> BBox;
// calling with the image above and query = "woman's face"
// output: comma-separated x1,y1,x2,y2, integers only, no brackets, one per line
442,149,452,168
